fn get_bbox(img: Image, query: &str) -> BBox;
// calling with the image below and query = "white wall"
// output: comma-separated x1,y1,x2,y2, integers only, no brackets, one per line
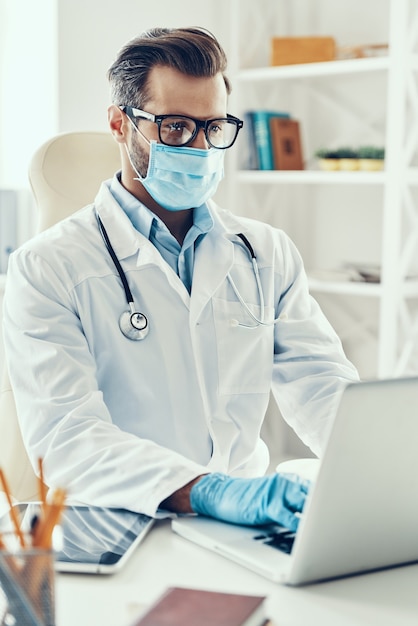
0,0,58,188
57,0,229,133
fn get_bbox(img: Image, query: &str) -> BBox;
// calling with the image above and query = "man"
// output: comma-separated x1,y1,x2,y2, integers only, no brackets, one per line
3,27,358,532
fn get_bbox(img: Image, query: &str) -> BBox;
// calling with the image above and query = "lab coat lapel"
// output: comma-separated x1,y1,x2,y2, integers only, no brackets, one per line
96,183,190,305
95,183,141,260
136,242,191,309
190,226,234,327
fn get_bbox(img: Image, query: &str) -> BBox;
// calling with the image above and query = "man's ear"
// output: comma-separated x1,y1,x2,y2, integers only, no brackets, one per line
108,105,130,143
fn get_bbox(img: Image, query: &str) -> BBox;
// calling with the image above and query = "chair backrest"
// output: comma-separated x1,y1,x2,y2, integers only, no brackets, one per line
30,131,121,231
0,131,121,500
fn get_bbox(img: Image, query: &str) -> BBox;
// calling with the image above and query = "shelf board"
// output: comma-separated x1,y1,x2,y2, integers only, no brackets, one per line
309,277,418,298
237,56,390,82
236,168,418,186
308,277,382,297
236,170,386,185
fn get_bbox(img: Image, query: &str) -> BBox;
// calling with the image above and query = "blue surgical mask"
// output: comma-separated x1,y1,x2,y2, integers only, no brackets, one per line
126,138,225,212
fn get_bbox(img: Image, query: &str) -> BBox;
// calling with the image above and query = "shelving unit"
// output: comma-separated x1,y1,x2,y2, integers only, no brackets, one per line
237,56,391,81
235,170,388,185
228,0,418,379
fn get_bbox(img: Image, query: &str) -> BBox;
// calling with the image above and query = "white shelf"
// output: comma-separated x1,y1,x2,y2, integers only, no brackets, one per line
308,277,418,298
237,168,418,186
236,170,387,185
237,56,390,82
230,0,418,377
309,277,382,296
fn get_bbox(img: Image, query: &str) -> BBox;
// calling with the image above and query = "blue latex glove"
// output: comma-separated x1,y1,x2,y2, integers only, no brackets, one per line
190,472,310,532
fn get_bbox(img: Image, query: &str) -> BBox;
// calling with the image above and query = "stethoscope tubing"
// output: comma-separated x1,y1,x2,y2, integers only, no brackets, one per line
97,214,149,340
97,212,278,337
97,215,135,306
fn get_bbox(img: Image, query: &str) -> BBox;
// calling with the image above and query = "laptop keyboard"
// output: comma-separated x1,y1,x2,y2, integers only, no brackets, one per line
253,527,296,554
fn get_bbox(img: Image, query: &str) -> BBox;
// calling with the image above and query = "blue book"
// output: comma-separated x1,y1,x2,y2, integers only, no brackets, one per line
247,110,290,170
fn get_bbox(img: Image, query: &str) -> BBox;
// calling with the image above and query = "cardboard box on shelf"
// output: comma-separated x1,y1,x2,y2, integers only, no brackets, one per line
271,36,336,66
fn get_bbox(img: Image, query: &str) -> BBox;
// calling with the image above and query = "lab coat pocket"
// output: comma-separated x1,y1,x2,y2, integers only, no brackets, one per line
212,297,274,395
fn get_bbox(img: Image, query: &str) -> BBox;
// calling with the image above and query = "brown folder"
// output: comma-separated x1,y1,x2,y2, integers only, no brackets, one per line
131,587,267,626
270,118,304,170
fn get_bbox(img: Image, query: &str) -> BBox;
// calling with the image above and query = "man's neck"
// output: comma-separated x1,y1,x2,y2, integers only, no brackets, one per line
121,172,193,245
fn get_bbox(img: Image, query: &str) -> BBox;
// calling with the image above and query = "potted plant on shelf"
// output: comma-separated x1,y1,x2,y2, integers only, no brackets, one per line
336,147,359,171
357,146,385,171
314,148,340,171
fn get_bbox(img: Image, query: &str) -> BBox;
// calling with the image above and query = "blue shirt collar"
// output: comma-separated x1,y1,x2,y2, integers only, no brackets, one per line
106,173,213,243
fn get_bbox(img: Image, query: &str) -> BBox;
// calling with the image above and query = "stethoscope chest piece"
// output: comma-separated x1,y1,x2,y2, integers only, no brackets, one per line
119,310,149,341
97,214,150,341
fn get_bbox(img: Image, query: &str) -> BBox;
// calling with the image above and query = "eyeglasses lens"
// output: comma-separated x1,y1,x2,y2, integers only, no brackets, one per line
159,117,195,146
207,119,238,148
159,117,238,148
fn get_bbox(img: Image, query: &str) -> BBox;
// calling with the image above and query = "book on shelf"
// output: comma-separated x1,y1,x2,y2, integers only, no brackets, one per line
130,586,268,626
245,110,290,170
270,118,304,170
0,190,18,274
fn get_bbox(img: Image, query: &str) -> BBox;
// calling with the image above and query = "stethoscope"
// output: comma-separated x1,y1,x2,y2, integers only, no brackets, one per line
98,215,149,340
97,216,280,341
227,233,280,329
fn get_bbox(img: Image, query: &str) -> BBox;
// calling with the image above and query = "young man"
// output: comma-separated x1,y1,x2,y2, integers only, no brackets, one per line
3,28,358,531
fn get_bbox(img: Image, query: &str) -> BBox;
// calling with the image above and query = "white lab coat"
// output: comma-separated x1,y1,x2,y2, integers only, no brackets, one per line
3,182,358,515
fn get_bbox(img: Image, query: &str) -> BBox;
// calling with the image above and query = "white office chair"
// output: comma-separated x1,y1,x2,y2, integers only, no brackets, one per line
0,131,121,501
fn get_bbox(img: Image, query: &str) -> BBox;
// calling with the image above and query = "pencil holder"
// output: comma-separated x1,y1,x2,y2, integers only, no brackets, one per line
0,543,55,626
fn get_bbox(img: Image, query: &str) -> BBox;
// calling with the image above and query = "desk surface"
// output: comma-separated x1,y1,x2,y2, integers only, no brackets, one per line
55,518,418,626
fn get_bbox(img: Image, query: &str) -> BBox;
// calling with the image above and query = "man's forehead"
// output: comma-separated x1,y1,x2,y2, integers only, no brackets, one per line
143,65,228,114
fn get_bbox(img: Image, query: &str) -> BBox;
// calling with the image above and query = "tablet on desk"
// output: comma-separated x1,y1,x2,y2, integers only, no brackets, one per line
0,503,155,574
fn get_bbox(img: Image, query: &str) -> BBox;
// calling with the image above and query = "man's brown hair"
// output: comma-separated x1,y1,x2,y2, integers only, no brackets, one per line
107,27,231,108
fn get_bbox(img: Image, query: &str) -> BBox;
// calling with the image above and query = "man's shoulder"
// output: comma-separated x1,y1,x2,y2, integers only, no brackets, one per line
9,203,102,289
20,203,97,254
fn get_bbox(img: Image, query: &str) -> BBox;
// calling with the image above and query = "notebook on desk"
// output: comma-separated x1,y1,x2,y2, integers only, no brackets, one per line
172,377,418,586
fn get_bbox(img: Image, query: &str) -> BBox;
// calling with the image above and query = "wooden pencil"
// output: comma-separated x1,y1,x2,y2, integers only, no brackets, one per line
0,469,25,547
37,458,47,511
32,488,66,549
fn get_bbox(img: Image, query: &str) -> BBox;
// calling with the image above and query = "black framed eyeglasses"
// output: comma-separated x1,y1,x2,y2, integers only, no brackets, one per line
120,105,243,149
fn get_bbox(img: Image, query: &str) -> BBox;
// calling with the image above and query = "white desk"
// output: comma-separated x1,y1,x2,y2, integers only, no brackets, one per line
56,518,418,626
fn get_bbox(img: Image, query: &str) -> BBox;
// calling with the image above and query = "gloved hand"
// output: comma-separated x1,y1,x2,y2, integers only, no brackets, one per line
190,472,310,532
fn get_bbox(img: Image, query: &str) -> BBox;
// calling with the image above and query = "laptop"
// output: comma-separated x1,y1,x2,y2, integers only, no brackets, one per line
0,504,154,574
172,377,418,585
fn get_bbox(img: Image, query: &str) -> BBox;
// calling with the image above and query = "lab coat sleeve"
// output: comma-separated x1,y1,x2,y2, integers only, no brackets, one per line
271,231,359,457
2,248,207,516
